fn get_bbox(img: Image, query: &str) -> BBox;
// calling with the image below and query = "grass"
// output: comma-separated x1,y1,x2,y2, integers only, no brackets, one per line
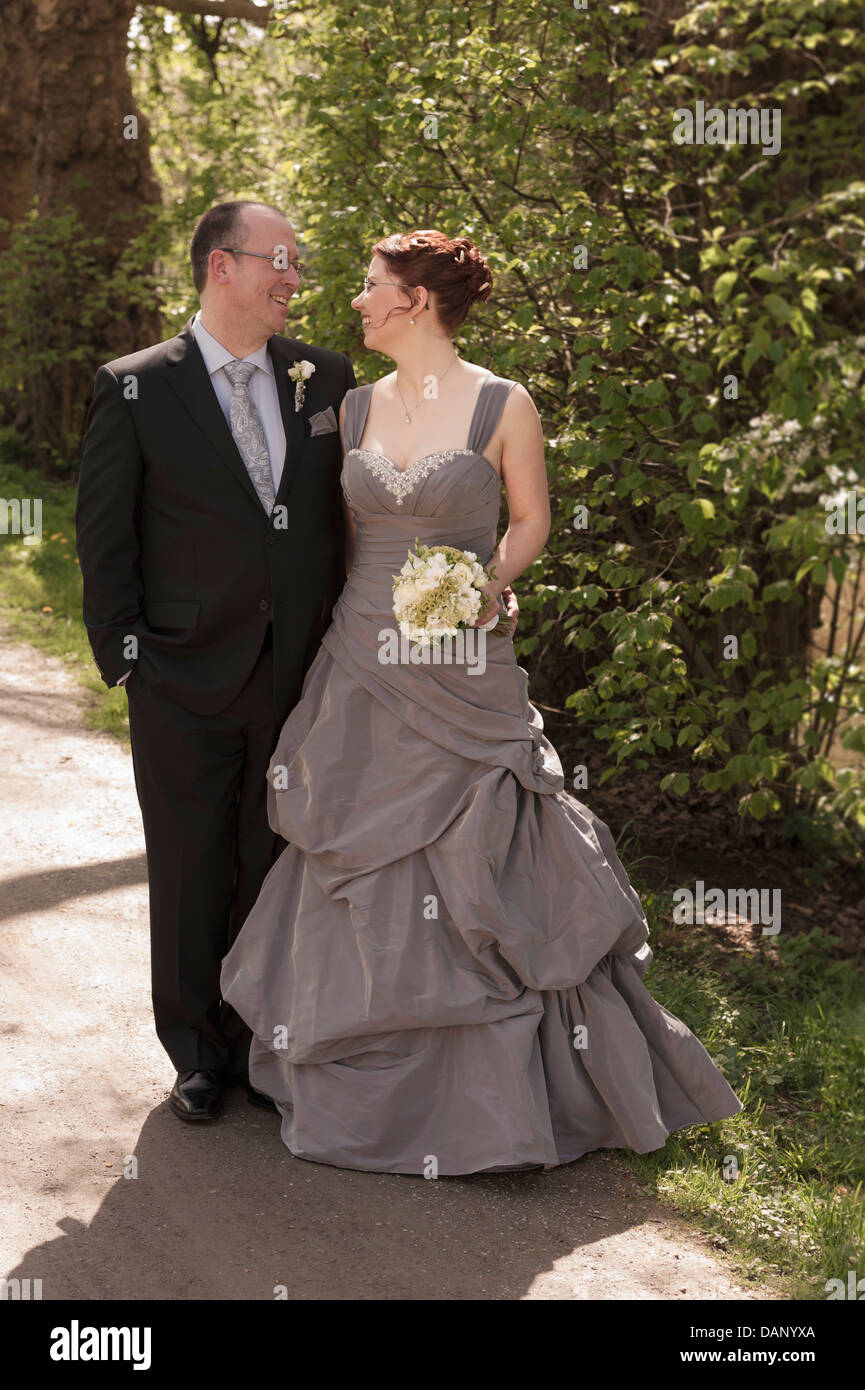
0,455,130,741
3,449,864,1302
616,831,865,1302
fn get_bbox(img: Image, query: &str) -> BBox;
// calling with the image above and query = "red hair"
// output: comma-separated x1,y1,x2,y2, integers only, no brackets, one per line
371,230,493,334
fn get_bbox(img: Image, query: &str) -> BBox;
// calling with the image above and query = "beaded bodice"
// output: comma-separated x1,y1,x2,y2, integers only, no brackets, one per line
346,447,480,506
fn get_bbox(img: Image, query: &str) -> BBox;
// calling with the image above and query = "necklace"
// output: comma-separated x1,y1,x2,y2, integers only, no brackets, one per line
395,353,460,424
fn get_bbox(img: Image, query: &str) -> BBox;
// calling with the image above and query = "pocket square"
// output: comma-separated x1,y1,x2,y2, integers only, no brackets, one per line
309,406,338,436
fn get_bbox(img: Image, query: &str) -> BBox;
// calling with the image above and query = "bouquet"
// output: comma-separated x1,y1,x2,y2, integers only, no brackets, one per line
392,540,506,646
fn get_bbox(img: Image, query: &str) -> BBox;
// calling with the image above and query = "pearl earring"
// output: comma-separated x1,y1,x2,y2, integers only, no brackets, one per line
410,317,415,324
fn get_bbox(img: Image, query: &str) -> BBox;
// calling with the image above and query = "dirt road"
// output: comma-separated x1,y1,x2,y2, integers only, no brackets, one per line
0,628,783,1300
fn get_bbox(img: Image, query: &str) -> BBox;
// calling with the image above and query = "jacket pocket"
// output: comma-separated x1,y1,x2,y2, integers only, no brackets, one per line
145,599,201,629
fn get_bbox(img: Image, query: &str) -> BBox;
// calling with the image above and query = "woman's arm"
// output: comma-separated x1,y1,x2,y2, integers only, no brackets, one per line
472,383,550,627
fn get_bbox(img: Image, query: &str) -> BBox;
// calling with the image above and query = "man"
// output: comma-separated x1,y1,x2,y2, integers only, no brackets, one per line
76,201,355,1121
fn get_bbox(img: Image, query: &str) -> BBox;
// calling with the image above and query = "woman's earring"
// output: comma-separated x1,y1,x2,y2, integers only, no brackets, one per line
410,317,415,324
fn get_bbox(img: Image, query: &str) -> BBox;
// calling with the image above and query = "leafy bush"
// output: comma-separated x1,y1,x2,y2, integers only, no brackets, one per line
0,201,161,474
263,0,865,850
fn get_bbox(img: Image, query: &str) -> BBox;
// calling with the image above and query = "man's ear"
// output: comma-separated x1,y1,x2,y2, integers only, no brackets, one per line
209,248,232,285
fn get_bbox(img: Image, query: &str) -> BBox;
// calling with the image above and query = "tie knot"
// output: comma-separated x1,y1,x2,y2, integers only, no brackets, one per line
224,359,256,388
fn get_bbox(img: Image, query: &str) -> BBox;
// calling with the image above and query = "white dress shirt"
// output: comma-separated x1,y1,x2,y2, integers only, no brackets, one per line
117,313,287,688
191,309,286,493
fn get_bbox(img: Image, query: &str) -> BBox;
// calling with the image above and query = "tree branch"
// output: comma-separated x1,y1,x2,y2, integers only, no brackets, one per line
140,0,272,24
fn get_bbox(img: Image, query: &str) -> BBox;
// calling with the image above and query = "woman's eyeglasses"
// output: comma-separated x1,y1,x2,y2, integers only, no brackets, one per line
361,278,413,293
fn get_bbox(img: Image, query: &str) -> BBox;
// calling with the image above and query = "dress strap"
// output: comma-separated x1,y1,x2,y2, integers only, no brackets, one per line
343,383,374,452
467,376,516,457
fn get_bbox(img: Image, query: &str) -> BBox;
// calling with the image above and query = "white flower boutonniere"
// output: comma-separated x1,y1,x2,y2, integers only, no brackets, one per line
288,359,315,411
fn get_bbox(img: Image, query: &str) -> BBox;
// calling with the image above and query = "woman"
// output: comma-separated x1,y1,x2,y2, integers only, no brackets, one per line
220,229,742,1175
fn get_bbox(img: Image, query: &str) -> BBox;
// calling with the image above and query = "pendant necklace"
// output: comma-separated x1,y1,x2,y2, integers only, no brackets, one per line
396,353,460,424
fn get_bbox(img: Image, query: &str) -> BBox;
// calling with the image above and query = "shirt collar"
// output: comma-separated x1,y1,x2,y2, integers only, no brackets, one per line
192,309,274,378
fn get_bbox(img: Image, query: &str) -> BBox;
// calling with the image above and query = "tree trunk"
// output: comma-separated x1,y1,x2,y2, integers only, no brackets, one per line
0,2,39,241
0,0,162,466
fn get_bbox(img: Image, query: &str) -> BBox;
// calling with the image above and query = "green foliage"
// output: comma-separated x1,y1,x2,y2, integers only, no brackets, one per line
252,0,865,850
128,7,299,324
628,899,865,1297
0,201,161,474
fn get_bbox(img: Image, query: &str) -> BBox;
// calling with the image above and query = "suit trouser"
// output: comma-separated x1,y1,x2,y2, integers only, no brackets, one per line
125,627,286,1075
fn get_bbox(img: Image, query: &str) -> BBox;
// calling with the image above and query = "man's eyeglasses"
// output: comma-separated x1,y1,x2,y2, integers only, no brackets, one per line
217,247,306,277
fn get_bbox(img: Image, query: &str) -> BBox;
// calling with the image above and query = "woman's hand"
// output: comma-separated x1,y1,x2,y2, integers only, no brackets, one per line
499,584,519,637
469,584,501,629
470,583,519,634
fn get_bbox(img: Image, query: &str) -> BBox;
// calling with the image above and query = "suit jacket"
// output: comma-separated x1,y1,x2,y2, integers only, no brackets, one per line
75,316,356,724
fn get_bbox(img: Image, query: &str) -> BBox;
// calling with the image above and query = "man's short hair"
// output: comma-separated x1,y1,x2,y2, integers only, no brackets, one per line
189,200,287,294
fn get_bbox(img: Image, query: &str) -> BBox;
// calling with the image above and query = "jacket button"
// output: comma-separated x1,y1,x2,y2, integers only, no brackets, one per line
266,533,276,545
259,599,269,611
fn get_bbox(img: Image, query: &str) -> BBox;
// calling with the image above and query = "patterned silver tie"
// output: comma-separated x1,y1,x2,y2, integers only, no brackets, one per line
222,359,276,514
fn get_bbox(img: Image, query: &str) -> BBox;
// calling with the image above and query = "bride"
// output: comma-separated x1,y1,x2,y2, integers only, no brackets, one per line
220,228,742,1176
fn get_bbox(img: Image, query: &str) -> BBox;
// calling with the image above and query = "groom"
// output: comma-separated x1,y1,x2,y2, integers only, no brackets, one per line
75,201,355,1122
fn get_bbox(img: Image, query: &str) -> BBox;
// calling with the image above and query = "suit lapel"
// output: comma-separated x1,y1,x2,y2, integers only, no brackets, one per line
164,320,314,516
164,319,265,513
269,336,306,508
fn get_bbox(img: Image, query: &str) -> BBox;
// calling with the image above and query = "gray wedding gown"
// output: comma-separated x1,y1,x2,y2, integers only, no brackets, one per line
220,372,742,1175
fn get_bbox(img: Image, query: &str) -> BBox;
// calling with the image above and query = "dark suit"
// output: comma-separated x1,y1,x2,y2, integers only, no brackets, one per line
75,317,355,1074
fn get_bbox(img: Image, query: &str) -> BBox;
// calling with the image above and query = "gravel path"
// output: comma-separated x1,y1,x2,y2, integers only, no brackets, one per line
0,627,785,1301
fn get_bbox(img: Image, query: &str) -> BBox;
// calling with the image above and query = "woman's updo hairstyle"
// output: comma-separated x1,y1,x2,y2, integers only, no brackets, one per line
371,229,493,335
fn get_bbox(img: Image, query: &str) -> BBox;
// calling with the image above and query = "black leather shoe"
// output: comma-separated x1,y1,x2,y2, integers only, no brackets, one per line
247,1084,278,1112
169,1069,223,1121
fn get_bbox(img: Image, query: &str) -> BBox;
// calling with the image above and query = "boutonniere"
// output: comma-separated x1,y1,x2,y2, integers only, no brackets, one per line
287,359,315,411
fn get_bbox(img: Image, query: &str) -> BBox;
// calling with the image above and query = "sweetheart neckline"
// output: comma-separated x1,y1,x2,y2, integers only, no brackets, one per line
345,446,500,481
